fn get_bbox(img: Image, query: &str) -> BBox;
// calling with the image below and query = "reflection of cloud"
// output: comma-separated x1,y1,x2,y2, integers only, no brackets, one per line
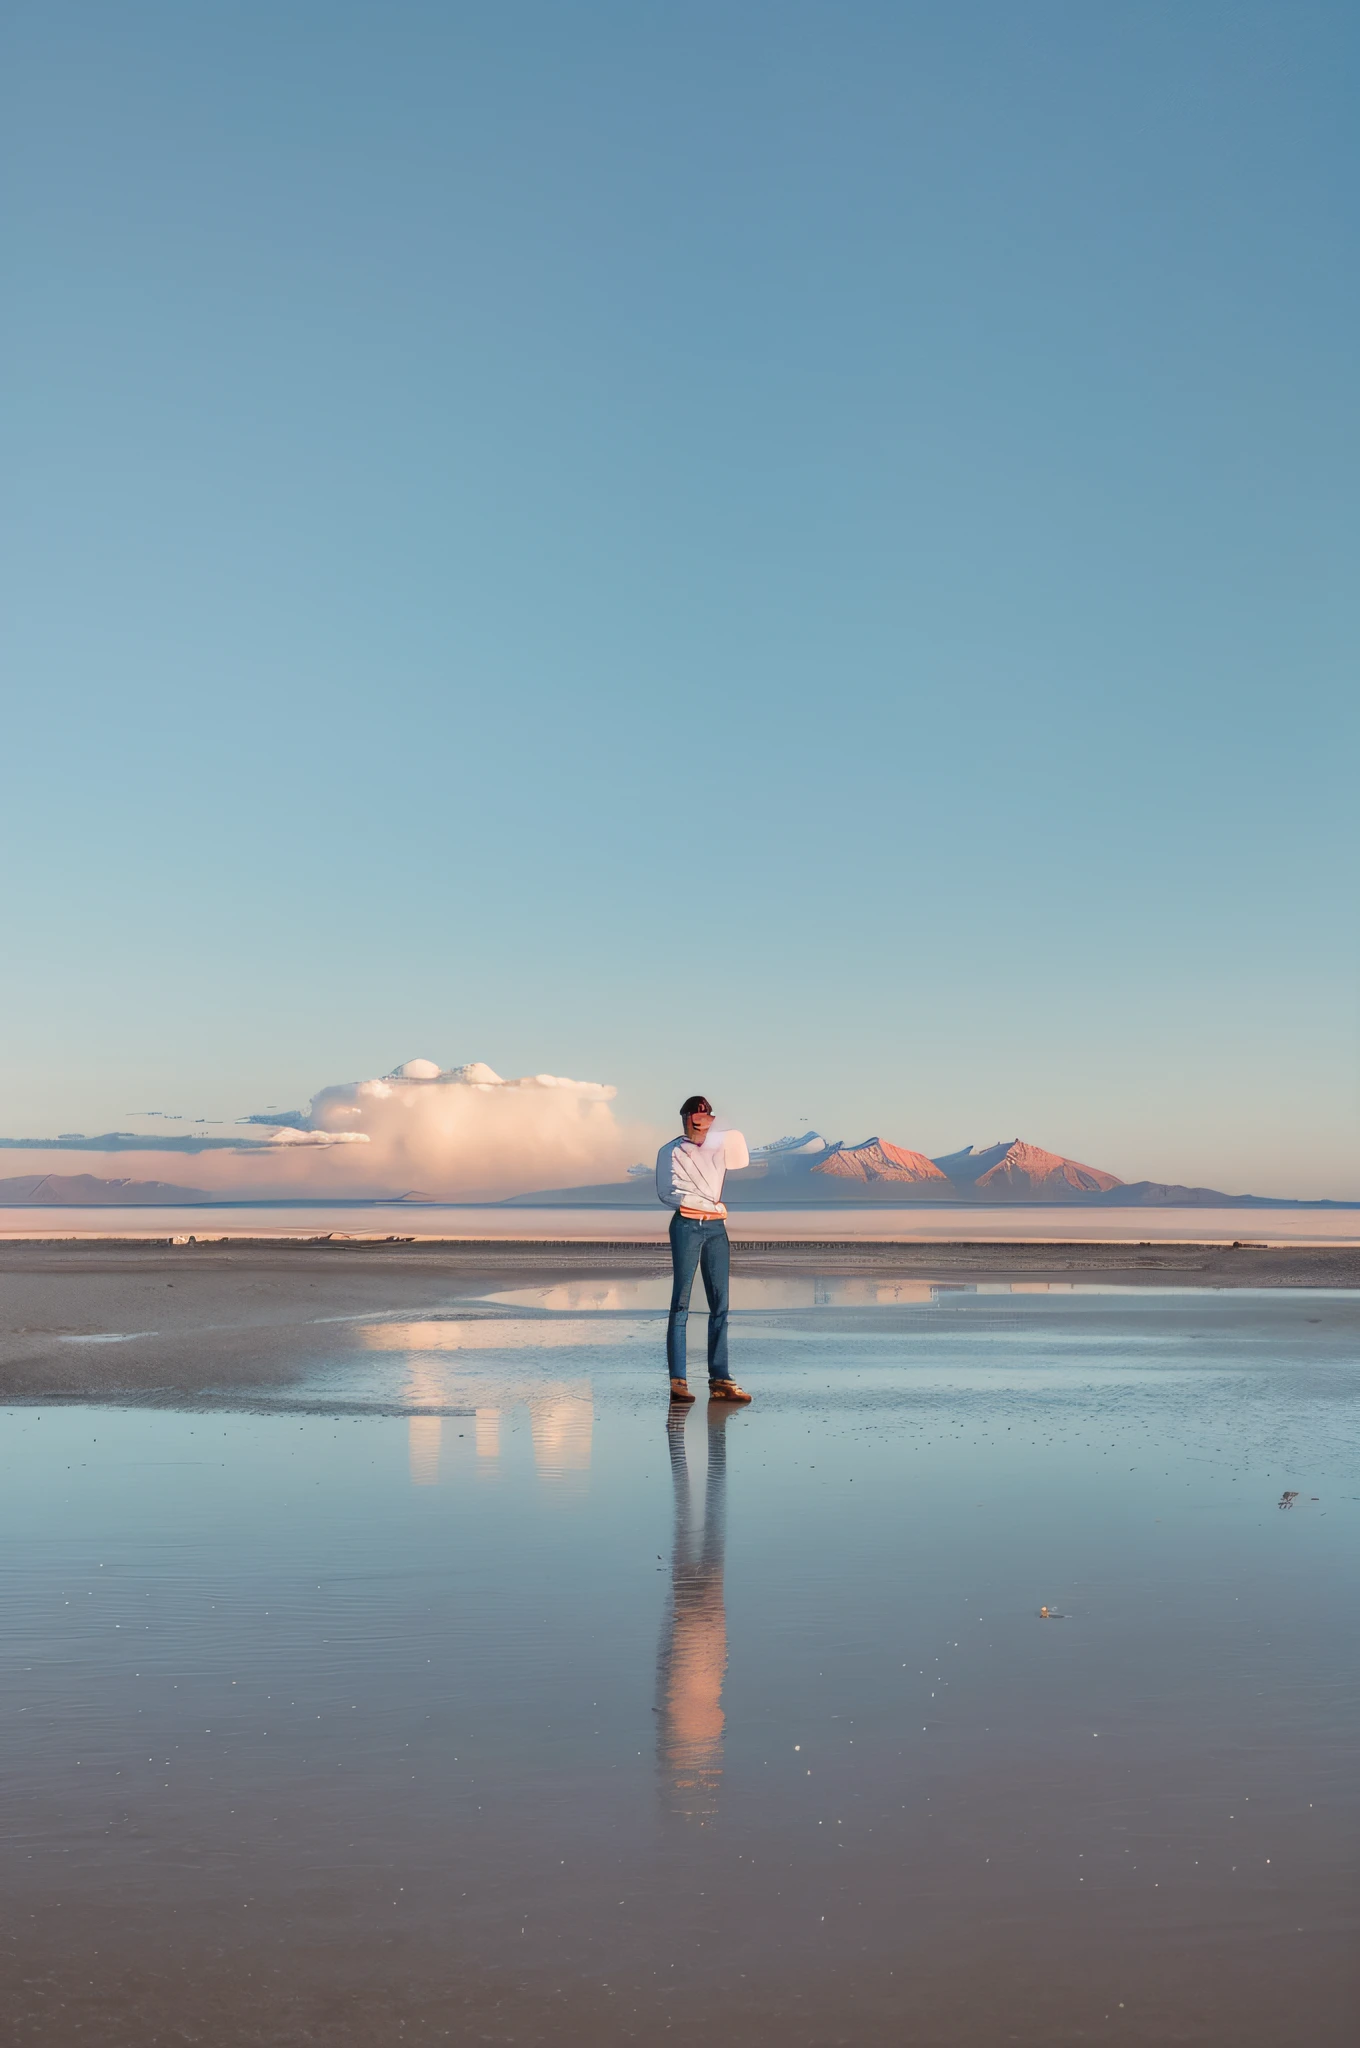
408,1417,442,1485
656,1407,731,1820
843,1279,936,1305
381,1344,593,1488
488,1282,650,1312
405,1359,450,1486
485,1278,943,1311
361,1317,644,1352
530,1394,593,1483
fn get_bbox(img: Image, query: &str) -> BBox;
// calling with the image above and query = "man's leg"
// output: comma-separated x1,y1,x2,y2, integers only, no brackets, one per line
667,1214,702,1386
699,1221,731,1384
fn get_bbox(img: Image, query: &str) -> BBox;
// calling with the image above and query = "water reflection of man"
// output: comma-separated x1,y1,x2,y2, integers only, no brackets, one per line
656,1402,733,1818
655,1095,752,1404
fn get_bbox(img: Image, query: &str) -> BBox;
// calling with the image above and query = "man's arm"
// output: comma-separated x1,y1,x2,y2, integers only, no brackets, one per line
655,1142,684,1210
717,1129,749,1173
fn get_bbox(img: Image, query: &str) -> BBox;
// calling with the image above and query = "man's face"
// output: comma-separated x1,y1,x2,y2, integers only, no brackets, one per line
683,1108,715,1143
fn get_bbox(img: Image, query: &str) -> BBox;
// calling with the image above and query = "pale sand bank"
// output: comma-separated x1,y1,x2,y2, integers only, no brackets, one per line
2,1201,1358,1245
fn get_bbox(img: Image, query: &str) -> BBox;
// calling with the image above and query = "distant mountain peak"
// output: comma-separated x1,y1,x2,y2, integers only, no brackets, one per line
973,1139,1123,1198
751,1131,830,1158
930,1141,1018,1182
0,1171,212,1205
813,1138,948,1185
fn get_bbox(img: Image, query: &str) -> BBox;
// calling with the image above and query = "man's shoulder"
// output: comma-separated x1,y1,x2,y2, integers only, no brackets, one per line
656,1136,684,1162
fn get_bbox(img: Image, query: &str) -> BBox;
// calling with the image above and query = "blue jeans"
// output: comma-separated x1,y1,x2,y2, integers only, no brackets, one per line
667,1212,731,1383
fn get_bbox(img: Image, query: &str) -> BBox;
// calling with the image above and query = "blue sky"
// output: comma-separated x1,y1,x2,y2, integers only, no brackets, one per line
4,1,1357,1195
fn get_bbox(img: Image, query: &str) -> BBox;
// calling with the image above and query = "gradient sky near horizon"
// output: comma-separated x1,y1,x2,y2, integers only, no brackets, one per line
4,0,1358,1197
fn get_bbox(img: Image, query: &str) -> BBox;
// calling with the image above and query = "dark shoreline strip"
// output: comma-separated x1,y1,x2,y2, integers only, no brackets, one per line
2,1239,1358,1285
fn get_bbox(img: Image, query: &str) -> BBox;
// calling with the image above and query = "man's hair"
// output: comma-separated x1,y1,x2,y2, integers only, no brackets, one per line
679,1094,713,1119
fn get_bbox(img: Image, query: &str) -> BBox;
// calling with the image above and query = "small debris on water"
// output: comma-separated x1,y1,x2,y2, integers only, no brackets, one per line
1038,1607,1067,1619
1278,1492,1299,1510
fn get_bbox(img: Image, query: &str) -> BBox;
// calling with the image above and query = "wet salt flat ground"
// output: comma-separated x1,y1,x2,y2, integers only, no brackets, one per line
3,1284,1359,2044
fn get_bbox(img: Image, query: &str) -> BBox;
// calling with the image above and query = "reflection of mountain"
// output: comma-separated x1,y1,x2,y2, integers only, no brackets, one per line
656,1406,731,1820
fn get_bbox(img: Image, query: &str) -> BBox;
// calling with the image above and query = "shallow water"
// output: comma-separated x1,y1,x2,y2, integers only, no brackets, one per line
3,1286,1358,2043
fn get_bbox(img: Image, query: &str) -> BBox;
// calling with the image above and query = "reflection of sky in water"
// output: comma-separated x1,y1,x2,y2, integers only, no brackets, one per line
481,1277,942,1310
360,1314,653,1348
350,1291,1221,1495
3,1287,1359,2038
261,1289,1360,1449
476,1277,1315,1311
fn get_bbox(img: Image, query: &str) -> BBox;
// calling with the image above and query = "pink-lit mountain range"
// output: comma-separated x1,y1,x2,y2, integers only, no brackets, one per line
806,1136,1122,1201
0,1134,1344,1209
509,1134,1345,1209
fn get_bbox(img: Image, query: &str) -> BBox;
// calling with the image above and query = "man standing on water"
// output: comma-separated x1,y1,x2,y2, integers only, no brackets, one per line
656,1096,753,1405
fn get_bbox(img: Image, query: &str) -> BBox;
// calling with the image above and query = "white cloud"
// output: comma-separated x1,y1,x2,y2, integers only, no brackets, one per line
266,1128,372,1147
0,1057,656,1202
291,1060,639,1197
98,1056,652,1200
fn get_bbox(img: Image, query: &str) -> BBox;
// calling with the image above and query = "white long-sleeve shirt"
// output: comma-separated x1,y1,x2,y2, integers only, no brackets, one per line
655,1130,750,1217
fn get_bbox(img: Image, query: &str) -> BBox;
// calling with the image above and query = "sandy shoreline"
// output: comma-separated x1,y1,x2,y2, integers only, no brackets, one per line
3,1200,1358,1247
4,1235,1359,1281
